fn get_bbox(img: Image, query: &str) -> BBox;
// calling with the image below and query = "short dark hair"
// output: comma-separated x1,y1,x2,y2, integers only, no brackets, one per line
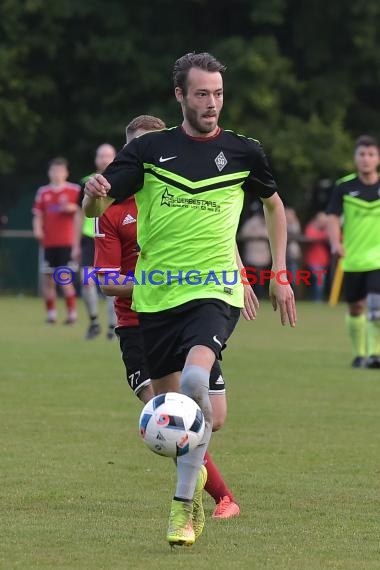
126,115,166,139
48,157,68,168
173,52,226,94
355,135,379,150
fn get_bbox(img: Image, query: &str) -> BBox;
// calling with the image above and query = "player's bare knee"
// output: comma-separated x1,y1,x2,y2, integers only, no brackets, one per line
152,372,180,395
186,345,215,369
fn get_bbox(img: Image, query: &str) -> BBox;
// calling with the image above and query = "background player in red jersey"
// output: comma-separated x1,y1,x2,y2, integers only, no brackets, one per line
32,157,79,324
94,114,241,519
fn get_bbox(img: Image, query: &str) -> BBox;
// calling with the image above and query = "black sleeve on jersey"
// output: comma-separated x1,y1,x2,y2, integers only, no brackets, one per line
326,185,344,216
103,138,144,203
242,141,278,199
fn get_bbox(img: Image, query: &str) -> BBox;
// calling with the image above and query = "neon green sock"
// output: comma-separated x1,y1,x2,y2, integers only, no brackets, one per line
367,320,380,357
345,314,366,357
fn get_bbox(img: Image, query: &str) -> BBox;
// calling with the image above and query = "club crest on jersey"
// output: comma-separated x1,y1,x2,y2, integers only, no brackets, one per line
215,151,227,172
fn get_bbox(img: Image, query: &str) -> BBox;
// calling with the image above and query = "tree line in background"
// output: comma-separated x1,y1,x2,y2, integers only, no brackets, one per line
1,0,379,217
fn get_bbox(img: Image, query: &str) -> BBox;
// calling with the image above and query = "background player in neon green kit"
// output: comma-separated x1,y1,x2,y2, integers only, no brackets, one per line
327,135,380,368
83,52,296,547
74,143,117,340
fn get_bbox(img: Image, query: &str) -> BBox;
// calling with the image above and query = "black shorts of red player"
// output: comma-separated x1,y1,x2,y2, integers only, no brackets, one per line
42,246,77,274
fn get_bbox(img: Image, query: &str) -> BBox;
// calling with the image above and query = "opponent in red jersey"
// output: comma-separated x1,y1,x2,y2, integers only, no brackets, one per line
94,115,240,520
32,157,79,324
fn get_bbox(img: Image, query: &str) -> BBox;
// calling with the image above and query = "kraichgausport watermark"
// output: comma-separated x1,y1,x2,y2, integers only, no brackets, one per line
53,267,326,287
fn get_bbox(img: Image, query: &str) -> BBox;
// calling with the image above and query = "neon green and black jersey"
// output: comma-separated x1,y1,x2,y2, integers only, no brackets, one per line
104,126,278,312
327,174,380,272
80,173,96,238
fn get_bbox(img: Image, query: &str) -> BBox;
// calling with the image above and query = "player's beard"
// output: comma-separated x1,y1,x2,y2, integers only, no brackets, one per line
184,102,219,135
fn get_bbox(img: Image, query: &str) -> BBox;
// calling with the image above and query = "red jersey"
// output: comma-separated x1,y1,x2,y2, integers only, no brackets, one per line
94,197,139,327
32,183,80,247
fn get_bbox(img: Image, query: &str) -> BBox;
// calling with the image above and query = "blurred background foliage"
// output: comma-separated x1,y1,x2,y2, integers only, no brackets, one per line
1,0,379,216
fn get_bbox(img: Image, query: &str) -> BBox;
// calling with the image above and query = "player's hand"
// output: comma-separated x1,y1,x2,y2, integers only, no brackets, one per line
241,284,259,321
269,279,297,327
331,242,345,257
84,173,111,198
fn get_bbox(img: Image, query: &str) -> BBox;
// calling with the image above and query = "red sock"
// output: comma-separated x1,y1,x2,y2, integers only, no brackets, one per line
204,450,235,504
46,298,56,311
65,294,76,315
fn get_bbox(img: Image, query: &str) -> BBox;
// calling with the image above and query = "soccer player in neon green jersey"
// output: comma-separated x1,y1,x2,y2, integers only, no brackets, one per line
327,135,380,369
83,52,296,546
74,143,117,340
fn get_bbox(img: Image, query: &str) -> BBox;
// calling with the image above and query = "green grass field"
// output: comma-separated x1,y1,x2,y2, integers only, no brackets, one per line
1,297,380,569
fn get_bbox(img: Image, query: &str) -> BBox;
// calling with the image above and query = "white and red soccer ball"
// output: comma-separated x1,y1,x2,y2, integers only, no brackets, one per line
139,392,205,458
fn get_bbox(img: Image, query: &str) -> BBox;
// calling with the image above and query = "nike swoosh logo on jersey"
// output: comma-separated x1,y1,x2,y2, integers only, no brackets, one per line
349,191,360,196
213,335,222,348
159,155,177,162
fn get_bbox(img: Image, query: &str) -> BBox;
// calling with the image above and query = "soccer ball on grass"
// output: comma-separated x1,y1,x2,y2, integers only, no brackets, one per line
139,392,205,458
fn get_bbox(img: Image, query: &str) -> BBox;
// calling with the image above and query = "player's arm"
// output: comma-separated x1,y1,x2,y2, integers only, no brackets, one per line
82,193,115,218
83,139,144,217
244,140,296,326
327,214,344,256
97,273,134,298
32,191,44,242
262,193,287,273
261,193,296,326
235,244,259,321
32,211,44,242
326,184,344,256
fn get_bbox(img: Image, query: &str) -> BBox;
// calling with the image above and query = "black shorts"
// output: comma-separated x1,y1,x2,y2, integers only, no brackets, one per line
344,270,380,303
115,326,151,396
138,299,232,380
117,304,240,394
42,246,76,273
209,306,240,394
81,236,95,267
